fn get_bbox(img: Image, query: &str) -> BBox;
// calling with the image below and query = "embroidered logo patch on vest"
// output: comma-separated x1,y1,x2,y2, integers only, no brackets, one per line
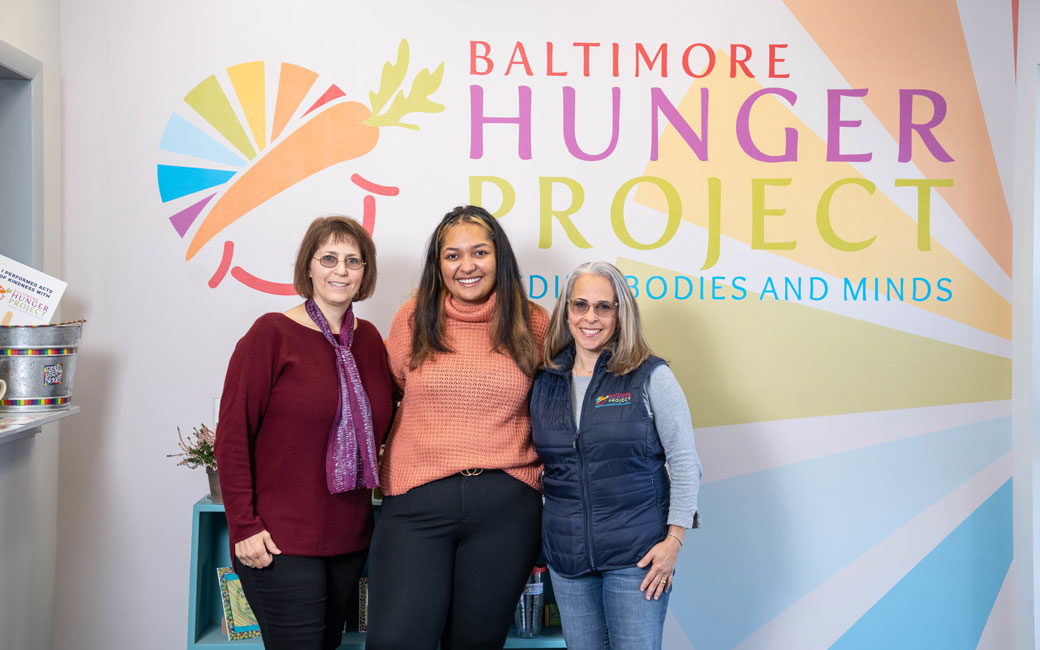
594,392,632,408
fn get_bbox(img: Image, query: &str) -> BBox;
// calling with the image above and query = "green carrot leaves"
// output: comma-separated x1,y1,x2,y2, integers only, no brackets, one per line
369,40,409,116
366,40,445,130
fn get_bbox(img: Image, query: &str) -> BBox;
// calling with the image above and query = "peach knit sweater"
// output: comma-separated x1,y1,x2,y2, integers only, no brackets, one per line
380,293,549,495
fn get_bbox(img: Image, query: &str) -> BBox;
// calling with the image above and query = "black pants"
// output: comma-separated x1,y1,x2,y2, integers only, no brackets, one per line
234,550,367,650
366,471,542,650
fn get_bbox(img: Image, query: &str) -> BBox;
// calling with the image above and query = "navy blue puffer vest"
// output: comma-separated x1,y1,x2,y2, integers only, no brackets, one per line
531,346,668,577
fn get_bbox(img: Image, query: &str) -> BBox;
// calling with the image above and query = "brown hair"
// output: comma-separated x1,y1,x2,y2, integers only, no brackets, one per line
410,205,541,376
293,216,377,301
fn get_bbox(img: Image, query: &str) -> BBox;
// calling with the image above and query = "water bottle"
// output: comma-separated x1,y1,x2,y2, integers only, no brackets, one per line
514,566,546,638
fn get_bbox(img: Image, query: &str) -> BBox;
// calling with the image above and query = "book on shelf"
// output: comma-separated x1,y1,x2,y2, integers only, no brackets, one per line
544,603,561,627
216,567,261,640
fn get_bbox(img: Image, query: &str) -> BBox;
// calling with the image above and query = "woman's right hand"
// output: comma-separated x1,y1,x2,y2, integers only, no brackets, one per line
234,529,282,569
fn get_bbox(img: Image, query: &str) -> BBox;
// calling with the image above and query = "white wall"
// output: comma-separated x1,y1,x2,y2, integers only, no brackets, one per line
1019,1,1040,647
51,4,351,647
0,2,63,650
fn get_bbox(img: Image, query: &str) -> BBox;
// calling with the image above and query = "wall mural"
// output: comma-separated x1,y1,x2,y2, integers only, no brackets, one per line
144,3,1015,647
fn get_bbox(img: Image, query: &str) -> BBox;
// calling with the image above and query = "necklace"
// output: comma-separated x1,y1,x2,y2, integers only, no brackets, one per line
573,356,597,376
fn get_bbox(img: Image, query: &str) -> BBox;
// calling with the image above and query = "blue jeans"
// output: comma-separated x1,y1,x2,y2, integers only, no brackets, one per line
548,565,670,650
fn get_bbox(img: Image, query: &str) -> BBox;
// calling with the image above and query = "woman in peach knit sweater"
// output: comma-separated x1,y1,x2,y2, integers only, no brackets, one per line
366,205,549,650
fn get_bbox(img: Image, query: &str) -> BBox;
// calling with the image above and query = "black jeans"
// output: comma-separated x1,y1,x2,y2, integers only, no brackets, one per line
233,550,367,650
366,470,543,650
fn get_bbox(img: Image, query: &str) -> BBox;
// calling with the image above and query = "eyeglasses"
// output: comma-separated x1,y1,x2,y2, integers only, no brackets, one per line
314,254,366,270
568,299,618,317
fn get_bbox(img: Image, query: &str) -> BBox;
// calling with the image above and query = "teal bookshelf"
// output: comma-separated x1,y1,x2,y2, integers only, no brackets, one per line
186,497,565,648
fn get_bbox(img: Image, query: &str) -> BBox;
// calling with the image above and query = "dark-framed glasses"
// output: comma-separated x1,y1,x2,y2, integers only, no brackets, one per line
315,254,366,270
568,299,618,317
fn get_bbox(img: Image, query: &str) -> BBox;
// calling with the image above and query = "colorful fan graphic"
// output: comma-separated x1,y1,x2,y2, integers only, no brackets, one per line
156,40,443,294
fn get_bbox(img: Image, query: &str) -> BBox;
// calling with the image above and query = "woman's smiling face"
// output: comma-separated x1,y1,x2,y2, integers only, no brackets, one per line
567,274,617,356
309,235,364,312
439,222,497,305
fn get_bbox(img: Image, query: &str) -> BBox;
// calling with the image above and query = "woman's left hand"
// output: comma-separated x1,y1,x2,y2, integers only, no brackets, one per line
637,532,682,600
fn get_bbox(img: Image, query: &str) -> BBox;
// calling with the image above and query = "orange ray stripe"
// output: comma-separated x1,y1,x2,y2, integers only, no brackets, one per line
783,0,1012,275
271,63,318,142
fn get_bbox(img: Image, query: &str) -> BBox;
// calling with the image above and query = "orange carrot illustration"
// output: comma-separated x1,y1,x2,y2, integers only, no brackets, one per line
185,40,443,261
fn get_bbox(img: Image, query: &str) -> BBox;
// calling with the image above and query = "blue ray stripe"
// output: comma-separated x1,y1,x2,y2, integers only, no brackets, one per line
157,165,236,203
830,480,1012,650
160,113,246,168
669,417,1011,650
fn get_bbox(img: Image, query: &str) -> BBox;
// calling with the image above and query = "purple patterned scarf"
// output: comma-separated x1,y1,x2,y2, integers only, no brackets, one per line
306,299,379,492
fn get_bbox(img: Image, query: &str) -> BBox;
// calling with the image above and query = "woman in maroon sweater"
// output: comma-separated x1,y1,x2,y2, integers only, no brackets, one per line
215,216,394,650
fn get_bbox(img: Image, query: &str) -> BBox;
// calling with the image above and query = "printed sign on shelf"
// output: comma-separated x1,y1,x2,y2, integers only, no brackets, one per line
0,254,67,326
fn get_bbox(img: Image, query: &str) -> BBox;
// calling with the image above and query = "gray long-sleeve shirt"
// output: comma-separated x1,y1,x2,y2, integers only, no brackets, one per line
571,364,702,528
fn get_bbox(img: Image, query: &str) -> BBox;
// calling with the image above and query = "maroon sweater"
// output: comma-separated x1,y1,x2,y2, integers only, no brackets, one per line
215,313,394,557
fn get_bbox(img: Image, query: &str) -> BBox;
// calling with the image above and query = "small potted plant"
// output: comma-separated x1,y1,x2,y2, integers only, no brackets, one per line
168,424,221,503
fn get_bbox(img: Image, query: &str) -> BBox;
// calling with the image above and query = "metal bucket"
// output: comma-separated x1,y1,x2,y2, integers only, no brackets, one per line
0,320,85,411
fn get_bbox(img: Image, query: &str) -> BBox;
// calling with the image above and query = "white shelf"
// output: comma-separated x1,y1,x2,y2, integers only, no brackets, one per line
0,406,79,445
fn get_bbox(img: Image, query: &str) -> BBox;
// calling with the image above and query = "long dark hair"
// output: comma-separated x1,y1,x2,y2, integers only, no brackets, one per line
410,205,540,376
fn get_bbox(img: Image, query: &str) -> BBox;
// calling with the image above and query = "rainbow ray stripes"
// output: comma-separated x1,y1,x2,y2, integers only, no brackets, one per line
0,347,76,356
0,397,69,407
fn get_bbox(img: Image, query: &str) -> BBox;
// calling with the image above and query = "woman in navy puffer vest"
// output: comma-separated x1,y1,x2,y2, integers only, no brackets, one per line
531,261,701,650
